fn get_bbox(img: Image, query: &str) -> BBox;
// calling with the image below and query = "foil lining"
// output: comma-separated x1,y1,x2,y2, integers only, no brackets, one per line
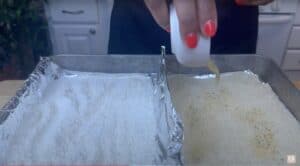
1,54,299,165
0,56,183,165
158,52,183,164
0,57,56,123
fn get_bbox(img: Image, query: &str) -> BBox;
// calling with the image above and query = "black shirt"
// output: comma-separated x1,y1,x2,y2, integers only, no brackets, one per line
108,0,258,55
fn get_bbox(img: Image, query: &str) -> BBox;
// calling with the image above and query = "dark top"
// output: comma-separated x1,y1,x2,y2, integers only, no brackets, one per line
108,0,258,55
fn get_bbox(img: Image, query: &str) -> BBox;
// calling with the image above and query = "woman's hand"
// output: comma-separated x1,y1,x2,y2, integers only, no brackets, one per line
235,0,274,6
144,0,217,48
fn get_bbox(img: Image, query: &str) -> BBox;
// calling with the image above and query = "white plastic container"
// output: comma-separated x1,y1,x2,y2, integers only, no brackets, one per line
170,5,211,67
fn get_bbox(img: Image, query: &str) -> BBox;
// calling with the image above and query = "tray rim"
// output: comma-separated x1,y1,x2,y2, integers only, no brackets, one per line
1,54,299,122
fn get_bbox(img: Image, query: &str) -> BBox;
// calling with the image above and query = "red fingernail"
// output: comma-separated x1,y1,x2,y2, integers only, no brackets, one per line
165,26,170,33
235,0,244,5
204,20,217,37
185,32,198,48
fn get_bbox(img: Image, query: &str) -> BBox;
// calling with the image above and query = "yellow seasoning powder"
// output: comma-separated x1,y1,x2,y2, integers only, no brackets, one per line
207,60,220,81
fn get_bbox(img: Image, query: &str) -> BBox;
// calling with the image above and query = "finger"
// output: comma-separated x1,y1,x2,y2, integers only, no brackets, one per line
197,0,218,38
173,0,199,48
236,0,274,6
144,0,170,31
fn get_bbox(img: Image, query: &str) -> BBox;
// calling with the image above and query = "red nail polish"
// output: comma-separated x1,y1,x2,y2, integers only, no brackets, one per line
185,32,198,49
235,0,244,5
204,20,217,37
165,26,170,33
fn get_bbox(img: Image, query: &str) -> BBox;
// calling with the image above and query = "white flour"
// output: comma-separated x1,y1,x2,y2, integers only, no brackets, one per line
0,73,167,165
168,71,300,165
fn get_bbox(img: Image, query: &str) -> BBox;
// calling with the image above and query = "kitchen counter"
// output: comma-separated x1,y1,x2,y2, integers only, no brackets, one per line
295,81,300,89
0,80,23,108
0,80,300,108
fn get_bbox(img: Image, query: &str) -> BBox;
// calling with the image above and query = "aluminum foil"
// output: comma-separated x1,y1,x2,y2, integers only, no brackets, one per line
2,53,299,165
0,57,183,165
158,52,183,163
0,58,57,122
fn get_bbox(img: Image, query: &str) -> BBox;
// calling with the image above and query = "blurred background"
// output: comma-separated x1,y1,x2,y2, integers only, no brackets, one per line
0,0,52,80
1,0,300,82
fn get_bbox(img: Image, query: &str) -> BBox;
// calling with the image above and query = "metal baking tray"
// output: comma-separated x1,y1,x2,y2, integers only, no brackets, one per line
0,54,299,164
1,54,299,129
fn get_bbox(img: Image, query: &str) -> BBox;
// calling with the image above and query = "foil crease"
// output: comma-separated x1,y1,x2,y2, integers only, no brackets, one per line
158,52,183,164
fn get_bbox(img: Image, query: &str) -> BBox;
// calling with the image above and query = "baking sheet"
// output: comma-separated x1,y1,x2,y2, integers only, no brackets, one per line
0,56,183,165
1,54,300,165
